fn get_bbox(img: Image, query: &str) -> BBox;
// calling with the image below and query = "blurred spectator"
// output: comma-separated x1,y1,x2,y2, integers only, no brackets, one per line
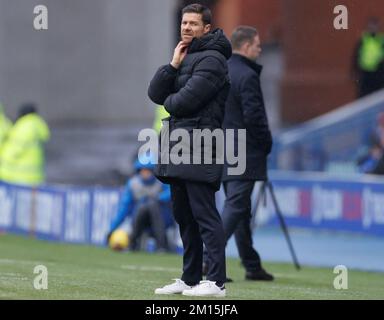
373,112,384,148
0,103,12,153
357,138,384,174
357,112,384,175
106,155,174,252
352,17,384,98
0,103,50,186
370,154,384,174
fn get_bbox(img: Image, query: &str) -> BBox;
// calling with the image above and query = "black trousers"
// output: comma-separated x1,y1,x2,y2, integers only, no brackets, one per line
204,180,262,273
171,180,226,286
358,70,384,98
129,200,167,251
223,180,262,272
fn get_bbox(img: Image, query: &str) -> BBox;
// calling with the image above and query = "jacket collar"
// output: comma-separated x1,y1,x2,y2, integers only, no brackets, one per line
231,53,263,75
188,29,232,59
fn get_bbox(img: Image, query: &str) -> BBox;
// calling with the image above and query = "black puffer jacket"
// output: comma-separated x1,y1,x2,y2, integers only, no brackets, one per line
148,29,232,190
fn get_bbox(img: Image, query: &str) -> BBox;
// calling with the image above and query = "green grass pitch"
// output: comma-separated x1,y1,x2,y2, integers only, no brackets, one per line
0,233,383,300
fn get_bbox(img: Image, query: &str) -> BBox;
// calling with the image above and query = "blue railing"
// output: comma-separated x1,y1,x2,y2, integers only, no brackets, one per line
270,90,384,173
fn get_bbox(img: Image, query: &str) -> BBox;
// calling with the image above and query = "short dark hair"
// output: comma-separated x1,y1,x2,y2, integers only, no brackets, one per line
182,3,212,25
18,102,37,119
231,26,258,50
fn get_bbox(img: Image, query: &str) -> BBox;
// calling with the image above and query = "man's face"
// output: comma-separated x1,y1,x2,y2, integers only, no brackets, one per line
181,13,211,44
245,35,262,61
140,168,153,180
367,20,380,34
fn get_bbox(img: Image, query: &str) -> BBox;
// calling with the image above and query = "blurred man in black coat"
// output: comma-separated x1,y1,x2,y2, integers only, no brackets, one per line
148,3,231,297
204,25,274,281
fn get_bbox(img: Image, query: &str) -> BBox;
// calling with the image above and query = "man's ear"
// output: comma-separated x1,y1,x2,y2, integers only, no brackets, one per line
242,41,251,53
204,24,211,34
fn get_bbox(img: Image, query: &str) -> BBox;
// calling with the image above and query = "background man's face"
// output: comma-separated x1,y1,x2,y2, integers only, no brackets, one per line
367,20,380,34
139,168,153,180
181,13,211,43
246,35,262,61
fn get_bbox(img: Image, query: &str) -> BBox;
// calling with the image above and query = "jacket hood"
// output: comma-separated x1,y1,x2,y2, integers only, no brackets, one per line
188,28,232,59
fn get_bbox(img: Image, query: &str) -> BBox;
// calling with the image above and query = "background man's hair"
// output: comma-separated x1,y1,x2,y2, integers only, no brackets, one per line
231,26,258,50
18,102,37,119
182,3,212,25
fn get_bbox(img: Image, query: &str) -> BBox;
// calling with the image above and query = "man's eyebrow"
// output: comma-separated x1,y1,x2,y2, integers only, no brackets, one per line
182,19,199,24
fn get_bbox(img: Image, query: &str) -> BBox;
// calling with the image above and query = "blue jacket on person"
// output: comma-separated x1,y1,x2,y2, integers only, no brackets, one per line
109,166,172,233
358,155,381,173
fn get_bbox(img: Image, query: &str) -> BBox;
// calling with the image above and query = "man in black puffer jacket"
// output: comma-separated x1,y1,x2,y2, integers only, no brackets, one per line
148,3,231,297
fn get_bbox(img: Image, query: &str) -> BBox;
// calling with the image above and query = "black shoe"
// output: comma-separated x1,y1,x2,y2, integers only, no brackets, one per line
225,277,233,283
245,269,274,281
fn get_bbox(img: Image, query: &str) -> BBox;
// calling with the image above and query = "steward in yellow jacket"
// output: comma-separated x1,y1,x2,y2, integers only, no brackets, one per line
353,18,384,97
0,104,50,186
0,103,12,152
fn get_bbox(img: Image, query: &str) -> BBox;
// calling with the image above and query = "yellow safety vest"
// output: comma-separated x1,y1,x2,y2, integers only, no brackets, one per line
0,112,12,150
359,33,384,72
0,113,50,186
153,105,170,135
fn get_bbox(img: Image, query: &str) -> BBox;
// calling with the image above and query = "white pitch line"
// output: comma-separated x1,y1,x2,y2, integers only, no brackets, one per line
0,272,29,281
272,273,303,278
121,265,180,273
120,267,303,278
0,258,54,265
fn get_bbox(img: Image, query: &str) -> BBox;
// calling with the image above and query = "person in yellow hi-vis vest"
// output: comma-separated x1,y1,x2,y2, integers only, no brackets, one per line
353,17,384,97
0,103,12,152
0,103,50,186
152,105,170,135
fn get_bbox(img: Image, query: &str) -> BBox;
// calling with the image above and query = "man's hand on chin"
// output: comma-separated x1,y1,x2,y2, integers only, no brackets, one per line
170,41,189,69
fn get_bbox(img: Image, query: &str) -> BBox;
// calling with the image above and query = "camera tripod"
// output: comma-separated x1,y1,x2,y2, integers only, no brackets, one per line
251,180,301,270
